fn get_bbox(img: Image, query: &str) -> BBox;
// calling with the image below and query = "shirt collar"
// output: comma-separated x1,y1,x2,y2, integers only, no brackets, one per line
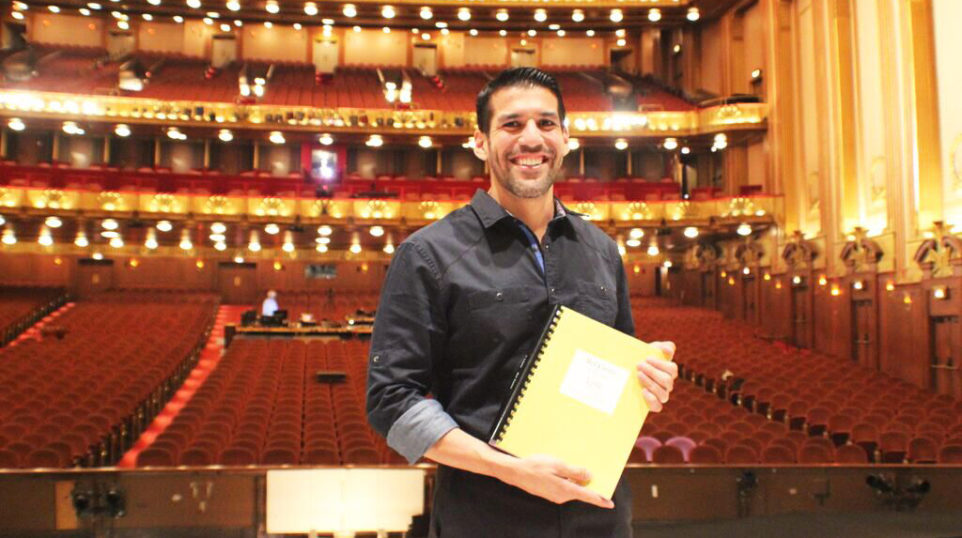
469,189,580,230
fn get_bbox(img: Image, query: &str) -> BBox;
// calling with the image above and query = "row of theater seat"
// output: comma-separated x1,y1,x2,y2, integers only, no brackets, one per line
2,163,695,202
630,298,962,464
136,339,402,466
0,286,68,346
0,292,218,469
3,46,695,113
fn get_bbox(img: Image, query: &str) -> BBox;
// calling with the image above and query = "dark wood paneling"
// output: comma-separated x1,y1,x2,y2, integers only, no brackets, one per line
922,277,962,398
760,274,791,340
75,260,114,299
217,263,257,304
626,262,658,296
718,270,736,319
813,278,851,360
879,283,928,389
847,273,879,371
789,274,813,349
0,253,73,287
112,257,217,290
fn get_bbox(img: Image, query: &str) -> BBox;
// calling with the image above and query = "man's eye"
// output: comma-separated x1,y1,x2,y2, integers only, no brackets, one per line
539,120,557,128
502,121,520,128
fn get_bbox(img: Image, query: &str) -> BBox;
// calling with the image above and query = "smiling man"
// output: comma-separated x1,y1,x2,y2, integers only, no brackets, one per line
367,67,678,537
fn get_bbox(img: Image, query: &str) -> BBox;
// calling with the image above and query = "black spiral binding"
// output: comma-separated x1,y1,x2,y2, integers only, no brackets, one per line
489,305,564,445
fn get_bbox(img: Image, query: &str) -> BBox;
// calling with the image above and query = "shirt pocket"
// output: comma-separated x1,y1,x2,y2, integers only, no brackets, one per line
572,280,617,326
466,286,536,345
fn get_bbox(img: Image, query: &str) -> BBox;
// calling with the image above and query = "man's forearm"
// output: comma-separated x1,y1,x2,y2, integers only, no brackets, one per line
423,427,515,480
423,428,615,509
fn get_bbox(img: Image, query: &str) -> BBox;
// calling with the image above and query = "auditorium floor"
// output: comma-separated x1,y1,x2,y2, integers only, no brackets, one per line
634,511,962,537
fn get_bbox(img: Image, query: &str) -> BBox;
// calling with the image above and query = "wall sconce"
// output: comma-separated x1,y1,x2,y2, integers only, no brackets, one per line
763,273,771,281
720,270,727,278
775,281,782,290
885,281,895,292
852,280,864,291
818,275,827,286
830,284,841,297
728,277,735,286
742,267,750,275
933,287,948,300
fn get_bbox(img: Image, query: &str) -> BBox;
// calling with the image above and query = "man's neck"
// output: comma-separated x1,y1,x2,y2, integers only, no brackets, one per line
487,185,555,241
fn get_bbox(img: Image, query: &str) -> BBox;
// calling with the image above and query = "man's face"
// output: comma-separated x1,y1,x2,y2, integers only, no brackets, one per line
474,85,569,199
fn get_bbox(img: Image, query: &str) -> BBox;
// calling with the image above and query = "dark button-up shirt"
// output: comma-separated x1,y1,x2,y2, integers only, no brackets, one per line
366,189,637,537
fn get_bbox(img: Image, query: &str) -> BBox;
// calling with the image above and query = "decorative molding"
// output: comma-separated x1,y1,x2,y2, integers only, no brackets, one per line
692,242,720,271
840,227,883,273
734,238,764,267
782,230,818,270
913,221,962,278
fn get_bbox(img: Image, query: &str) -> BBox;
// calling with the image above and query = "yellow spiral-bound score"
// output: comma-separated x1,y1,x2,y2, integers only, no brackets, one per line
488,305,672,499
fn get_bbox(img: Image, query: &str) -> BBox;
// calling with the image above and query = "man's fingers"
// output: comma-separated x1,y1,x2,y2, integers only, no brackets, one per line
642,389,663,412
650,340,676,360
561,481,614,509
647,355,679,379
637,361,674,397
555,463,591,485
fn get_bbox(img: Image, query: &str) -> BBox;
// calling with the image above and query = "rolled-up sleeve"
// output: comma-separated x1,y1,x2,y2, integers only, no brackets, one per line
366,241,456,463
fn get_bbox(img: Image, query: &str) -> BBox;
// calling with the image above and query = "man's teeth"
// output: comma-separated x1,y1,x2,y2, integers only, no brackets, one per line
517,158,543,166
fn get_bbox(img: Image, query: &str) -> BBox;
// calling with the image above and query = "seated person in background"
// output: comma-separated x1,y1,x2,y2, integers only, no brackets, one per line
261,290,279,317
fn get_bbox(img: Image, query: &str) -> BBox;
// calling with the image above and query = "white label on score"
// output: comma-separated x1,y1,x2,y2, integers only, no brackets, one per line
559,349,629,415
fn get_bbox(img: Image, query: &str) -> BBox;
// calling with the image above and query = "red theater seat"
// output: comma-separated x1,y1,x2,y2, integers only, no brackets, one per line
652,445,685,464
938,445,962,464
834,444,869,463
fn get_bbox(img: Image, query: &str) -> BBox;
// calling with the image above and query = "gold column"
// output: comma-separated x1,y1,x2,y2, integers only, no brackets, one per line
763,0,801,233
102,136,110,164
203,139,211,169
626,150,633,176
252,142,260,170
0,130,6,159
907,0,943,229
153,138,161,166
830,0,859,235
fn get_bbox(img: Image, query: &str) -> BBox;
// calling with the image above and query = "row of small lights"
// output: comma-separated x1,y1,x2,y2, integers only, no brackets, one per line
17,2,699,23
723,269,949,304
13,2,699,34
614,222,753,260
8,216,950,302
7,118,731,153
0,216,397,255
1,217,752,253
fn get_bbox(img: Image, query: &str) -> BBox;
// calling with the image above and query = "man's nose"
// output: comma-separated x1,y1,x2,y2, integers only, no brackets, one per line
518,119,543,148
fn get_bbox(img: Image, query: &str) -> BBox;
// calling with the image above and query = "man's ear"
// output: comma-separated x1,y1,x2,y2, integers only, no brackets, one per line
472,130,488,161
560,125,571,158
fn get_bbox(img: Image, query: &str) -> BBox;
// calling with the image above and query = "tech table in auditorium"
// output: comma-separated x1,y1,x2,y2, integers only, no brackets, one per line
224,321,373,346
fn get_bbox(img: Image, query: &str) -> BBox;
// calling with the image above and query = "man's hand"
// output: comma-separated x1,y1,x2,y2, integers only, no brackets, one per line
637,341,677,412
496,454,614,509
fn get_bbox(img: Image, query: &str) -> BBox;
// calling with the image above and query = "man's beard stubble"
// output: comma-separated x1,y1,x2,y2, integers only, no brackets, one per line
495,162,563,199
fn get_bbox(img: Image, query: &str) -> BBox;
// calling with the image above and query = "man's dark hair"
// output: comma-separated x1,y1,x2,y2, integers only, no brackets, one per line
475,67,566,134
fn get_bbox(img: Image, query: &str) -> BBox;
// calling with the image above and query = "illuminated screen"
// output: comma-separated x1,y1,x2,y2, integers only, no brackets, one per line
310,149,338,181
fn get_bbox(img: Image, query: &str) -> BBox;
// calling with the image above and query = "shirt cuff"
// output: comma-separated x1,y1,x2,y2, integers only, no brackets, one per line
386,399,458,464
